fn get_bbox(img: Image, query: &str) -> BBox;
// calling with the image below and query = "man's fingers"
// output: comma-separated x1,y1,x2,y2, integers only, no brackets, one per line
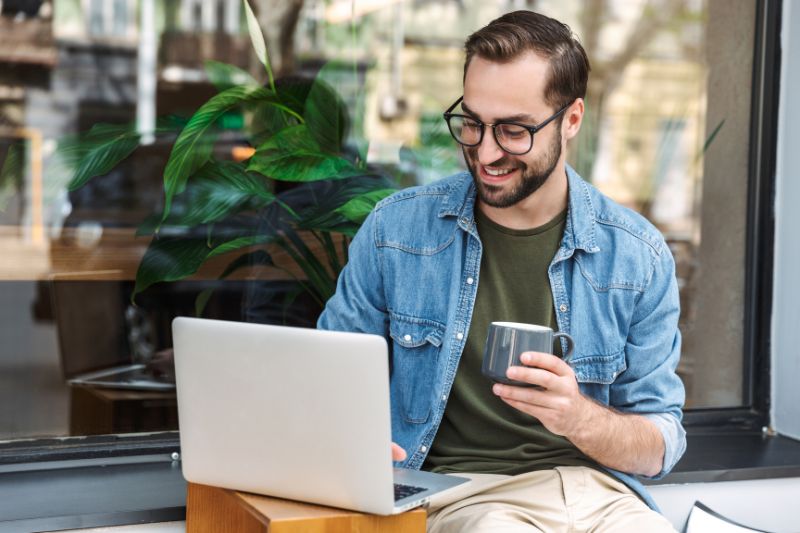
493,383,553,408
520,351,572,377
506,365,558,389
391,442,407,461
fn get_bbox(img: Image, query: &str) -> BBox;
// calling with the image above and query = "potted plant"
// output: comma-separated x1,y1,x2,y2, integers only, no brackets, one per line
62,0,397,320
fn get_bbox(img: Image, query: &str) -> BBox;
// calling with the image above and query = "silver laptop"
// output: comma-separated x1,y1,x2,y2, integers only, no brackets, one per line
172,317,469,515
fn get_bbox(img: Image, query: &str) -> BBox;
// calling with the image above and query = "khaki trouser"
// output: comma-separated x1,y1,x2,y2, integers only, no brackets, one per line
426,467,677,533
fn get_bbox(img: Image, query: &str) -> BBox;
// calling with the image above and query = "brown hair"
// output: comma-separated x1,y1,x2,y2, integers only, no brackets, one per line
464,10,590,110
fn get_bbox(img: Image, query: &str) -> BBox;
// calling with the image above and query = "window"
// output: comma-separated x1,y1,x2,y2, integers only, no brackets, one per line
0,0,779,457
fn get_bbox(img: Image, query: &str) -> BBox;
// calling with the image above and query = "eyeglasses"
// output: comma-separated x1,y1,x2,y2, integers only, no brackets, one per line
442,96,570,156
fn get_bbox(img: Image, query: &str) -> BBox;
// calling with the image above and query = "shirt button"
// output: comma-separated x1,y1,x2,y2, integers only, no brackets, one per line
467,277,474,285
456,332,464,340
441,394,447,401
560,304,568,312
420,446,428,452
403,334,412,342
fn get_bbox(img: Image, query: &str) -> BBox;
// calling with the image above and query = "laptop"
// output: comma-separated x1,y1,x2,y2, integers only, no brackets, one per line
51,275,174,391
172,317,469,515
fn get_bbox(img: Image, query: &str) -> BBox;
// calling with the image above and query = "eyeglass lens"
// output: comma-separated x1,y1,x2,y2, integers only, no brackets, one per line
447,116,532,154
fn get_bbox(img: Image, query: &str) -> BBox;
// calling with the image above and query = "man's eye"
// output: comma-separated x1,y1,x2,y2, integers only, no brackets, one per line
463,120,481,130
499,125,527,139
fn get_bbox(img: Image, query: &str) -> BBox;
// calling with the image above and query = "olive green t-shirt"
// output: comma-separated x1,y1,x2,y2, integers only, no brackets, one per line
423,207,599,475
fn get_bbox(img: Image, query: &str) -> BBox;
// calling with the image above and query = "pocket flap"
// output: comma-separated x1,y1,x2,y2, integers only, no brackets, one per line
570,352,627,385
389,313,445,349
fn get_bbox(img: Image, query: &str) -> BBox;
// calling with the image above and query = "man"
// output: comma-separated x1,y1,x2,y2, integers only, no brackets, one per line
319,10,685,532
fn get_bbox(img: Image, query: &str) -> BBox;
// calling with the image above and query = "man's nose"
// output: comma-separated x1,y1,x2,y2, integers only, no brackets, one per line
476,128,505,164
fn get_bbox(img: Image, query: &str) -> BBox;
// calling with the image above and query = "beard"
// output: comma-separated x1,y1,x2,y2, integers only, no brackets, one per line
465,129,562,209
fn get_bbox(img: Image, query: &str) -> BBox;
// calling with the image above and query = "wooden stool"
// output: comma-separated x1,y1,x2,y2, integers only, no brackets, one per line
186,482,427,533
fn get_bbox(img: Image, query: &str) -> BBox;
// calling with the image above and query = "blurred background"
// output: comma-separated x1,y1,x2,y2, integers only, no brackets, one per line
0,0,754,441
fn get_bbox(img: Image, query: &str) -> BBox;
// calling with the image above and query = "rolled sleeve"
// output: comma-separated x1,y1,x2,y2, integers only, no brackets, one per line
642,411,687,479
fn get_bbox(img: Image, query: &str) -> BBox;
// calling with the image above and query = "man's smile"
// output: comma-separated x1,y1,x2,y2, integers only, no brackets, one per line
479,164,519,184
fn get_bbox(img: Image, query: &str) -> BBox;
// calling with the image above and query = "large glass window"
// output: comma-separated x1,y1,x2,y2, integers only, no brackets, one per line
0,0,763,444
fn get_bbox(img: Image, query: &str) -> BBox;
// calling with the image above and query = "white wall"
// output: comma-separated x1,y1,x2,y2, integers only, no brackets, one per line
773,0,800,439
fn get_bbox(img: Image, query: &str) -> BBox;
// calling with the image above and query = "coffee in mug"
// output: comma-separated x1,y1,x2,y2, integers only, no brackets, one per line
481,322,575,387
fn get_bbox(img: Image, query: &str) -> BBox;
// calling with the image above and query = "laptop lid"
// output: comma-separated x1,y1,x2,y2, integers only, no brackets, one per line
172,317,400,515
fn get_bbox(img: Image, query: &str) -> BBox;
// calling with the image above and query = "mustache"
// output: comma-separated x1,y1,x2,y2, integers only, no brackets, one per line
462,147,525,170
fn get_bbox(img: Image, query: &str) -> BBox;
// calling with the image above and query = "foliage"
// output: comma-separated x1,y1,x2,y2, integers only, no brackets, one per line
62,0,397,316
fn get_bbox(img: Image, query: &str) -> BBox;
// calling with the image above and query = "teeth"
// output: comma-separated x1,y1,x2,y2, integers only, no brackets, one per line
485,167,513,177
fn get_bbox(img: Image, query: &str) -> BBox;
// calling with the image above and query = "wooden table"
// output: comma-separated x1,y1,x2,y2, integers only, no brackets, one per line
186,482,427,533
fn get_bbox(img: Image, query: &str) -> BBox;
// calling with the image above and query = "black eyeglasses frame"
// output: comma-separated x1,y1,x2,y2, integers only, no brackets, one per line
442,96,572,155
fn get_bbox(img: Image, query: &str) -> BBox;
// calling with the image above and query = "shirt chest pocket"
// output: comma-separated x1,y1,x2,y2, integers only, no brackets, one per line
388,312,446,424
570,351,627,405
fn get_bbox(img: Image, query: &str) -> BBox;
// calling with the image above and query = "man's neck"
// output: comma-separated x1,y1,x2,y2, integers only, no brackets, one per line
477,164,570,230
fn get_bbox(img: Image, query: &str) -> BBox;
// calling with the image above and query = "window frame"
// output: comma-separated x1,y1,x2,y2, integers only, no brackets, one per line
682,0,781,433
0,0,785,471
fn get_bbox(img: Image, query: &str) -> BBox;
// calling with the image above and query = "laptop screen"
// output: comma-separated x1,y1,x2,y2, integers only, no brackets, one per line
51,280,132,379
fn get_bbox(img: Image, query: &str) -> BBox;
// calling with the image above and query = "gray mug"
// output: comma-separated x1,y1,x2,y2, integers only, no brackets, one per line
481,322,575,387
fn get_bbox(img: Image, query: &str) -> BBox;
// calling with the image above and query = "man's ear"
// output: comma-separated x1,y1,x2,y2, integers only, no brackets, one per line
563,98,585,141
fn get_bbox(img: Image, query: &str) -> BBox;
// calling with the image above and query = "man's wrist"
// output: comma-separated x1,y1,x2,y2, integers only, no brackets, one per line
566,394,605,444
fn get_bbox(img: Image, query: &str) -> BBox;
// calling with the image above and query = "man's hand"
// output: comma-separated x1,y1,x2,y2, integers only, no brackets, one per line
146,348,175,383
491,351,589,438
392,442,407,462
491,350,665,477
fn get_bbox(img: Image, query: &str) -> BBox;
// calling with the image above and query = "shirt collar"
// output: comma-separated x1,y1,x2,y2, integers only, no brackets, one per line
437,166,599,254
563,165,600,254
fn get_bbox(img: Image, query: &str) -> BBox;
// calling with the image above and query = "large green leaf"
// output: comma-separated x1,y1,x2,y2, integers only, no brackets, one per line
180,160,275,226
243,0,274,90
137,160,275,235
290,177,397,234
63,124,141,191
208,235,271,258
161,85,276,222
335,188,396,224
304,63,350,154
248,125,361,182
204,60,259,92
134,237,213,296
134,233,272,296
251,79,310,146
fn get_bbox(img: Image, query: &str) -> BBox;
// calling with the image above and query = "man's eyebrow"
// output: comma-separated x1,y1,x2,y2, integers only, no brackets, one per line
460,102,536,123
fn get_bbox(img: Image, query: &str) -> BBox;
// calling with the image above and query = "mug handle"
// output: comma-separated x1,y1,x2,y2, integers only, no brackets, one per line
553,332,575,363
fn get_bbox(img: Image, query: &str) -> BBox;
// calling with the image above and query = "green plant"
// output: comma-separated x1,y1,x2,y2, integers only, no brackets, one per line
62,0,396,316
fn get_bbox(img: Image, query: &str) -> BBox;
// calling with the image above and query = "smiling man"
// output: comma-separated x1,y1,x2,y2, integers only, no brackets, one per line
319,10,685,532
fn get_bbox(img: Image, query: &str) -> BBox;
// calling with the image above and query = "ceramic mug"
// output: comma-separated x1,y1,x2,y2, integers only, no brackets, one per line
481,321,575,387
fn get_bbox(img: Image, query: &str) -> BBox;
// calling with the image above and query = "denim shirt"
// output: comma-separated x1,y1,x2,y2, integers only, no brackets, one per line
318,166,686,510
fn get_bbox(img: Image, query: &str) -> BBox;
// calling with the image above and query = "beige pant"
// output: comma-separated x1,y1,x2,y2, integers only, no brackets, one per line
426,467,677,533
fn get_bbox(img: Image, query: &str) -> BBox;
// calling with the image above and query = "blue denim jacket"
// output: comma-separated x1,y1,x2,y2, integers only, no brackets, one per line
318,166,686,510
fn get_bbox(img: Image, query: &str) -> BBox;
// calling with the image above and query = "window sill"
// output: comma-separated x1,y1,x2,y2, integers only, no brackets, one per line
0,456,185,533
0,433,799,531
646,432,800,485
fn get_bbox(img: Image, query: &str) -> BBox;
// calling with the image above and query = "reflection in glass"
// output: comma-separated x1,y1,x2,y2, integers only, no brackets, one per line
0,0,754,442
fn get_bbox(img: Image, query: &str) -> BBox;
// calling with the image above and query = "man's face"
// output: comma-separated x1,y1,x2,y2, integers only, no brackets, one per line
462,52,565,208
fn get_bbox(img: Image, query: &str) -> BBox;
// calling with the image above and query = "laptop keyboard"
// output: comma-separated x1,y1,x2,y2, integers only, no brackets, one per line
394,483,427,501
